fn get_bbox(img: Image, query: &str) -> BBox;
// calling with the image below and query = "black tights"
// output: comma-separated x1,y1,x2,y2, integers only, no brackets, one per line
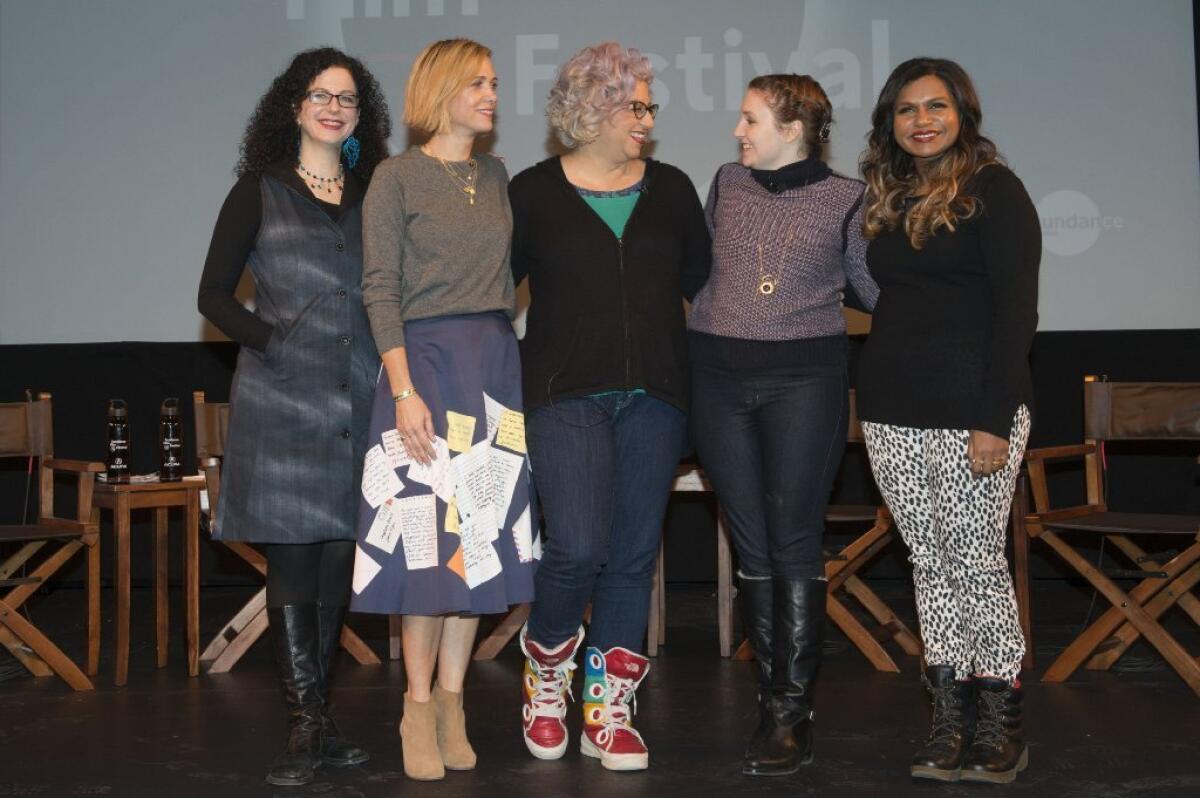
264,540,355,608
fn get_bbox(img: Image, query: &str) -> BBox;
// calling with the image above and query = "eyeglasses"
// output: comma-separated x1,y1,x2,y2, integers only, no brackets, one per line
629,101,659,120
305,90,360,108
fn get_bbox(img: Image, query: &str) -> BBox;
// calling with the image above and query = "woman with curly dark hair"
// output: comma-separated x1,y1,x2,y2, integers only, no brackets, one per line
857,57,1040,784
197,47,391,787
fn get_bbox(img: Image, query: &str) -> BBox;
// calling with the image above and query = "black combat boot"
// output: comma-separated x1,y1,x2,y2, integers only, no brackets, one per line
266,605,323,786
911,665,975,781
960,677,1027,783
315,603,370,767
737,573,774,775
743,578,825,777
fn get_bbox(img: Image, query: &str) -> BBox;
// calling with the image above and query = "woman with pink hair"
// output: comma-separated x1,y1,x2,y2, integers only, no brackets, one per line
508,41,711,772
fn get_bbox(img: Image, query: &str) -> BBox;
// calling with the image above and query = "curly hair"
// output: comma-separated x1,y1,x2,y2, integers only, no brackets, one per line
860,57,1001,249
747,74,833,159
546,42,653,149
236,47,391,181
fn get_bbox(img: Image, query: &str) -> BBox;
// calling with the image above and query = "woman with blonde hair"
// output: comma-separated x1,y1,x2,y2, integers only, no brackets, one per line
509,41,710,772
857,57,1040,784
350,38,537,781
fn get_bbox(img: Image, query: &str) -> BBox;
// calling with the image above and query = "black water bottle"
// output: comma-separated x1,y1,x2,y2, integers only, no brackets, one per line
105,399,130,483
159,398,183,482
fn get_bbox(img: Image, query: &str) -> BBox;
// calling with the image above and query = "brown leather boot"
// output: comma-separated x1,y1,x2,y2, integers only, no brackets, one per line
400,694,445,780
434,685,477,770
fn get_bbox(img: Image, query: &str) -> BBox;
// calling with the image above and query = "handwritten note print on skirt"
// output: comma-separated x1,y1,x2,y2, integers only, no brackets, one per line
350,311,539,616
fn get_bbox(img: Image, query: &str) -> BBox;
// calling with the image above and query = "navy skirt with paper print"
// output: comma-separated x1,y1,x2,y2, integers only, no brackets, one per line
350,312,539,616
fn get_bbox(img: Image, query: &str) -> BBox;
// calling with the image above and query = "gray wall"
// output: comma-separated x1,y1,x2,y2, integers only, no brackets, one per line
1,0,1197,343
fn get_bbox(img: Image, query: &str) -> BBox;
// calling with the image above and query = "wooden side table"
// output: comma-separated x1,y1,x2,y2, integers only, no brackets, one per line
93,475,203,685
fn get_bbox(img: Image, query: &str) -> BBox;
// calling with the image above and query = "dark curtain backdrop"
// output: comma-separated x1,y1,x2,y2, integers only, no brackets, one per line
1,330,1198,588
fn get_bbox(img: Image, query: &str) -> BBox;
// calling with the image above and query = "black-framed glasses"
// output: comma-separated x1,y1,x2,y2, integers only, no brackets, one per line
305,90,360,108
629,101,659,120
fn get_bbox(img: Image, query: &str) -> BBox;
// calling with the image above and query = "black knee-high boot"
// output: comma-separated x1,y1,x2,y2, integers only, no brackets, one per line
315,603,370,767
738,574,774,774
744,578,825,777
266,605,323,786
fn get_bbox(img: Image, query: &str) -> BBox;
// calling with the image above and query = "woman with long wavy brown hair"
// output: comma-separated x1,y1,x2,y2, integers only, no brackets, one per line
856,57,1040,785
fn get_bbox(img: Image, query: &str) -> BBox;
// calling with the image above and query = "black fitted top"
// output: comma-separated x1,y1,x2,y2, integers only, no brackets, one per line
856,165,1041,439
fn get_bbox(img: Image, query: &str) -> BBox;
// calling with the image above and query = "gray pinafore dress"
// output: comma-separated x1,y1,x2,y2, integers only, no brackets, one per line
214,173,379,544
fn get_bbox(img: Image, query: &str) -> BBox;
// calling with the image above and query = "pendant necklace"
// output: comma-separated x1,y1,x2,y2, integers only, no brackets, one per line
755,227,796,297
757,245,777,296
426,147,479,205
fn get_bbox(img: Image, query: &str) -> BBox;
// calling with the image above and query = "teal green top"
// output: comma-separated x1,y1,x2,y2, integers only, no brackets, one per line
576,181,645,398
578,181,642,239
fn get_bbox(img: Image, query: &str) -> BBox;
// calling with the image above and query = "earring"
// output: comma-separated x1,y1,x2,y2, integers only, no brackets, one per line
341,135,360,170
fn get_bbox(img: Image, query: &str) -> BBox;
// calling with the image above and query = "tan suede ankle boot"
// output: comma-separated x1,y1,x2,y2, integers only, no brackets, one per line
434,685,477,770
400,694,445,780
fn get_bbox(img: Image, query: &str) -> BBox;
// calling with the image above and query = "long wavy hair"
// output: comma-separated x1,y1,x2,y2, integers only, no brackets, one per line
860,57,1001,249
235,48,391,181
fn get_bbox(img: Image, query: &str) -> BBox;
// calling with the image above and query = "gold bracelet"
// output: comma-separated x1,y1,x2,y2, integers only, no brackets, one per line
392,388,418,402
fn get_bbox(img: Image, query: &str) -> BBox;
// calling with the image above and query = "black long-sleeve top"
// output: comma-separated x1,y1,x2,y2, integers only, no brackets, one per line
197,163,363,350
856,164,1041,439
509,157,712,412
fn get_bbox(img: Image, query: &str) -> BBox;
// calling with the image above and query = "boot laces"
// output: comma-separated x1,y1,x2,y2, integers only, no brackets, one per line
926,686,964,746
606,675,638,725
973,690,1008,750
528,658,577,719
598,674,644,746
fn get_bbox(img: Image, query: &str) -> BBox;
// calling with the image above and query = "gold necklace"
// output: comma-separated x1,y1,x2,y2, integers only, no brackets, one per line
756,245,776,296
426,148,479,205
755,228,797,297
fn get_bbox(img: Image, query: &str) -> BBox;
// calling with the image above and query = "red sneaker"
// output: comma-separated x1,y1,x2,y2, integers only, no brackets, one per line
520,625,585,760
580,646,650,771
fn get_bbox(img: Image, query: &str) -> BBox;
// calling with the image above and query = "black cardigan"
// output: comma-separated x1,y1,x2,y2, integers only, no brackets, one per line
509,157,711,412
856,164,1040,439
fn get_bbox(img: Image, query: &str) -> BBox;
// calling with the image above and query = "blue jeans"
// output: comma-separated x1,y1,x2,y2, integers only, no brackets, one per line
526,392,687,652
690,358,848,580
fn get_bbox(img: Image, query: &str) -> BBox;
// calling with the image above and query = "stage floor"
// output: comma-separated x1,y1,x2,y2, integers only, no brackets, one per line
2,581,1197,797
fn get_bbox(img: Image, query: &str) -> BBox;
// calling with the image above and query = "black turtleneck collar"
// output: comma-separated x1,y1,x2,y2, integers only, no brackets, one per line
750,155,831,193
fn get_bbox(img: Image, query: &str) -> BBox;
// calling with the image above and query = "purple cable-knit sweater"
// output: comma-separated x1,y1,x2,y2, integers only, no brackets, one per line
689,161,878,344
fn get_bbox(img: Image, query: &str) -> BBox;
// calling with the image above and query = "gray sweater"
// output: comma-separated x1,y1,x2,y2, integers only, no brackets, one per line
361,147,514,353
689,162,878,341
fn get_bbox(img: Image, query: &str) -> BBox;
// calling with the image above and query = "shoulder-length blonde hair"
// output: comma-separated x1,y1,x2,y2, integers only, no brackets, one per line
546,42,653,149
860,57,1001,249
404,38,492,135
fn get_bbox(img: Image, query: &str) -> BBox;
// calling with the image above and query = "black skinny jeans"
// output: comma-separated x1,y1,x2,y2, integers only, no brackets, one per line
690,347,848,580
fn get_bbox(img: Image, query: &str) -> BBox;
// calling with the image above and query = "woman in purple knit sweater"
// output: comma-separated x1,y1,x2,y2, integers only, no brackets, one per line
688,74,878,778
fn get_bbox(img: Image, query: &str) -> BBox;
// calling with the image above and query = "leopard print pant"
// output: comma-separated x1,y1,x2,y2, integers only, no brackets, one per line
862,406,1031,683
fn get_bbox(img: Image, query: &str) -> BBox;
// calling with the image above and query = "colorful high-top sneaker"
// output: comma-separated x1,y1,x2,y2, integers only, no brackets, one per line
580,646,650,771
520,625,585,760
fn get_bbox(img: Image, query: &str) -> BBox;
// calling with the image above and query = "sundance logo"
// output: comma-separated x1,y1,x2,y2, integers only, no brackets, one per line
1037,190,1124,257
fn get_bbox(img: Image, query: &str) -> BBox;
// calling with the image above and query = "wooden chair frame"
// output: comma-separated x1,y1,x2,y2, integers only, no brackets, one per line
0,392,103,691
192,391,380,672
820,504,922,671
1017,377,1200,696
